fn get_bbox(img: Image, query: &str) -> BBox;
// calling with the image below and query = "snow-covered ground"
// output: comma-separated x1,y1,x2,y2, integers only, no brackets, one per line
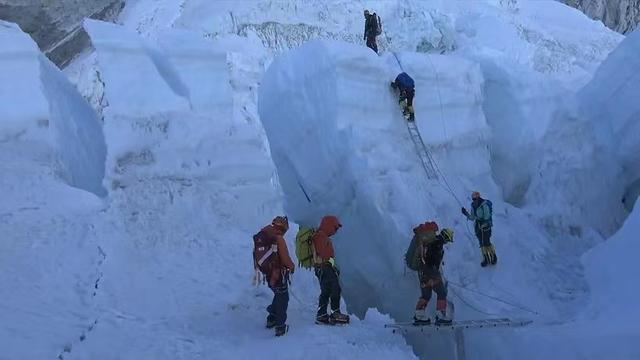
2,0,640,359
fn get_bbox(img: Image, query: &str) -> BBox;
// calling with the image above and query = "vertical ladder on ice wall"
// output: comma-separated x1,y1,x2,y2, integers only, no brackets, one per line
391,52,439,180
406,120,439,180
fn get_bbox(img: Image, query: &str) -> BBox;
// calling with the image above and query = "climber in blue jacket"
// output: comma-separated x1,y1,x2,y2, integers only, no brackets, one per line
391,72,415,121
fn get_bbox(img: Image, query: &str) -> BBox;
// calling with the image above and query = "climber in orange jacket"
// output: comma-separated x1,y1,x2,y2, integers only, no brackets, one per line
312,215,350,325
255,216,295,336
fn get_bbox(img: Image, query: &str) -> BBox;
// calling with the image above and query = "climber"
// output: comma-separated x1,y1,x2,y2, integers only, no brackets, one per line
391,72,415,121
407,222,454,326
462,191,497,267
312,215,350,325
363,9,380,54
253,216,295,336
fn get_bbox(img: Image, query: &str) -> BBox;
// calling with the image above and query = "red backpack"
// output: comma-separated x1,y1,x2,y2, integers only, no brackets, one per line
253,229,279,275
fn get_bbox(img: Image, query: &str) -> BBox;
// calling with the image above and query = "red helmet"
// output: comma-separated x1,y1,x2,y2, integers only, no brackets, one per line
413,221,438,234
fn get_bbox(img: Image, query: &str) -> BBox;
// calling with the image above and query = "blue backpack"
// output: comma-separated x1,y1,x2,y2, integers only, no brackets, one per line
396,72,414,89
484,200,493,227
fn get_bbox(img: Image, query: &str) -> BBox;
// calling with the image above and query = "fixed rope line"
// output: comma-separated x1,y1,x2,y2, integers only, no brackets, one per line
425,53,449,143
448,281,540,316
390,50,475,245
391,50,404,72
449,288,501,316
289,285,316,311
414,54,479,245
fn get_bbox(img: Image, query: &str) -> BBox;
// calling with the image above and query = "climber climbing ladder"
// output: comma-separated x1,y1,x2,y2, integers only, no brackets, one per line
407,120,439,180
391,51,439,180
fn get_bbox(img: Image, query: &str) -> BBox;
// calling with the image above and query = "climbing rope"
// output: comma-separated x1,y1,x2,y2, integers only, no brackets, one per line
425,54,449,143
390,50,476,245
288,283,317,311
389,45,541,323
449,287,501,316
391,51,404,72
448,281,540,316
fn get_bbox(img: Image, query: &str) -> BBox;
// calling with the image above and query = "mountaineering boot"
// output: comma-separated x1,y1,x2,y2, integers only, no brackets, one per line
488,245,497,265
315,314,331,325
413,308,430,325
481,246,492,267
412,316,431,326
407,106,415,122
274,324,288,337
330,310,350,324
266,314,276,329
435,310,452,326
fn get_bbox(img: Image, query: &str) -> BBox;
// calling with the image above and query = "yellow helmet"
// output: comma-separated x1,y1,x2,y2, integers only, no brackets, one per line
440,228,454,243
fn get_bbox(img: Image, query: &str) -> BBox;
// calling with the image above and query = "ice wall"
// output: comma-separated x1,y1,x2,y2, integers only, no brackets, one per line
82,17,281,310
579,28,640,207
85,19,246,186
524,28,640,237
584,199,640,329
0,20,106,196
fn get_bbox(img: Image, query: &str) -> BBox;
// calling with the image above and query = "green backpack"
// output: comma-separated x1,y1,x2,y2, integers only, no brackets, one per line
295,226,316,269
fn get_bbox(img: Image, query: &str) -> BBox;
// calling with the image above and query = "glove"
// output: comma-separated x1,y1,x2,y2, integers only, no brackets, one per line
328,258,340,275
461,207,469,216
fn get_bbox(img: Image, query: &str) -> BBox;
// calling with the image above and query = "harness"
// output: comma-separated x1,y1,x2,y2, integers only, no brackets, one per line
472,200,492,229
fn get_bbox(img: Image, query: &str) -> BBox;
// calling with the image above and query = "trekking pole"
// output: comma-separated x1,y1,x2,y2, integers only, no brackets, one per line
448,281,540,315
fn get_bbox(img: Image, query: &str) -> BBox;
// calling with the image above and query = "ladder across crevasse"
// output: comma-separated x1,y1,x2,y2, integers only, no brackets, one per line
406,120,439,180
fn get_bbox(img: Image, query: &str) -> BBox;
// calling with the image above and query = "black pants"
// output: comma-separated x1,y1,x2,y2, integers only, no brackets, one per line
400,88,414,108
267,273,289,327
315,264,341,316
366,36,378,53
474,223,492,247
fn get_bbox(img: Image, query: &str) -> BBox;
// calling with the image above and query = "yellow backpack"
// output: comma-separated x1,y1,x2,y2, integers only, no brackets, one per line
295,227,316,269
